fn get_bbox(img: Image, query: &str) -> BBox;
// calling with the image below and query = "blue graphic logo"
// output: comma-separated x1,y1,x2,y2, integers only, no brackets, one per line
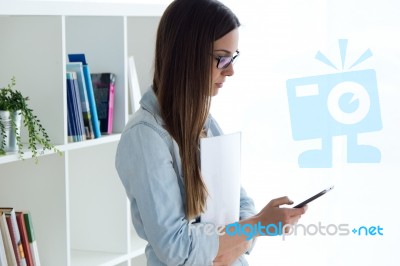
286,39,382,168
352,225,383,236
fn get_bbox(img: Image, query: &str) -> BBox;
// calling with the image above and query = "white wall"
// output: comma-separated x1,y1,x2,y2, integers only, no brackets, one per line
212,0,400,265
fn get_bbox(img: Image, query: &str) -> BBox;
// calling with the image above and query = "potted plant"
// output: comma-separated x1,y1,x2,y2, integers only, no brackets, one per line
0,77,59,162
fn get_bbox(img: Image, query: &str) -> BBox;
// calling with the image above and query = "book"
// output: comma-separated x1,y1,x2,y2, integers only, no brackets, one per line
22,213,40,266
66,103,74,143
66,72,77,142
67,62,95,140
5,217,19,266
128,56,142,113
70,71,87,141
68,54,101,138
90,73,116,134
0,221,8,266
15,213,33,266
66,72,86,142
0,211,16,266
0,208,26,266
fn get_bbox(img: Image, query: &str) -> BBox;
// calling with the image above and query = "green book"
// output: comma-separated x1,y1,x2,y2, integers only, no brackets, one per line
23,212,41,266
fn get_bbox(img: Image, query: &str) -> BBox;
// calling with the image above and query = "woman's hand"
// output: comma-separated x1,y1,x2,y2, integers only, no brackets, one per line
215,196,307,264
256,196,307,234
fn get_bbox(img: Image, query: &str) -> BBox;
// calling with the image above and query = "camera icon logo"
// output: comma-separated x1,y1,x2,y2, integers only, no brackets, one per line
286,40,382,168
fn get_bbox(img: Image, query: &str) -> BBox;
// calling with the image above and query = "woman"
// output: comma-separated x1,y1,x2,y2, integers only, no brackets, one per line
116,0,307,265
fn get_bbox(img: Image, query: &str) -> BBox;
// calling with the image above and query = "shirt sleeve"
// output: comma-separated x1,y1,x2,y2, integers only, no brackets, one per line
116,123,219,266
239,186,258,255
239,187,257,220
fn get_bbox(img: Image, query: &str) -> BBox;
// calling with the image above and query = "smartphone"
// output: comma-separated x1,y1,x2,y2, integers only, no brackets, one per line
293,185,334,208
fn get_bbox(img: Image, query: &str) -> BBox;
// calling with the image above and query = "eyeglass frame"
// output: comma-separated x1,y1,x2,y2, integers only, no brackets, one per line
211,50,240,69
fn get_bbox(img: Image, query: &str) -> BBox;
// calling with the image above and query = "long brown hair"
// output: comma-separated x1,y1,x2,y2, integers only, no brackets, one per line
153,0,240,219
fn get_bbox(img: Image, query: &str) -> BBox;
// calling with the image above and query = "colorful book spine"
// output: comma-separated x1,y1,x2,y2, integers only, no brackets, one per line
66,73,77,142
91,73,116,134
66,72,83,142
66,62,94,140
0,221,8,266
1,208,26,266
68,54,101,138
23,213,40,266
0,211,17,266
70,72,86,141
5,217,20,265
16,212,34,266
107,77,115,134
67,105,74,143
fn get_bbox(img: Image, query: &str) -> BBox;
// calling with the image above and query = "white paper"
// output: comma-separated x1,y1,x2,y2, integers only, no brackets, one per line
200,132,241,227
128,56,142,113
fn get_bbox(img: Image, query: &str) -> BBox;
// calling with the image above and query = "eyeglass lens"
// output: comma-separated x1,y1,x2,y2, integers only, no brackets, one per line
217,53,239,69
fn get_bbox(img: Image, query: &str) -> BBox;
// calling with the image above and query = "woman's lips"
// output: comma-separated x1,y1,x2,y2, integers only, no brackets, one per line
215,83,223,88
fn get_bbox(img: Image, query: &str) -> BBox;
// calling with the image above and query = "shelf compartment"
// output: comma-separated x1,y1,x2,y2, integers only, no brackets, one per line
65,16,128,134
0,15,65,145
68,143,131,255
0,6,164,266
0,153,69,266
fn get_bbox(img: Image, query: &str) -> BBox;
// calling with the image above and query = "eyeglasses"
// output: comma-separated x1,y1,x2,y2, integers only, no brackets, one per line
212,50,240,69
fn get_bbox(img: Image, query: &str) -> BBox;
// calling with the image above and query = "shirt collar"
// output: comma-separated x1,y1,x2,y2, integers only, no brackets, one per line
140,86,164,125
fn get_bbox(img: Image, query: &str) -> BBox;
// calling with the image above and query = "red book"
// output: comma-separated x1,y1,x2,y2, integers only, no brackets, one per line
16,212,34,266
6,215,21,265
0,211,17,265
1,207,27,266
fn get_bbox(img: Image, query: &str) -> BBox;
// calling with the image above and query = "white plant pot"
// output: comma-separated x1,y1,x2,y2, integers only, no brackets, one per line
0,110,22,152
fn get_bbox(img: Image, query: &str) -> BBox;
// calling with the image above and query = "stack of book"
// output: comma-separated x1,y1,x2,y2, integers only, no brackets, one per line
66,54,116,142
0,208,40,266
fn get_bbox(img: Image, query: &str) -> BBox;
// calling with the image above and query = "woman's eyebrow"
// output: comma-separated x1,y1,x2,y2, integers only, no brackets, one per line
213,49,237,54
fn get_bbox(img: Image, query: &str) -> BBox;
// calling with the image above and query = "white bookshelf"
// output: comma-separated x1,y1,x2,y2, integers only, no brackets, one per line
0,1,164,265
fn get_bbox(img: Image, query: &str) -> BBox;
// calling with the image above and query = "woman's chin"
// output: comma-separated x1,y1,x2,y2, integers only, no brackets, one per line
212,88,219,96
212,84,222,96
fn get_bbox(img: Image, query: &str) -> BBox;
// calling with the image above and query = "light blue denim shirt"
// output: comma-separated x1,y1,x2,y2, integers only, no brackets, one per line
115,87,257,266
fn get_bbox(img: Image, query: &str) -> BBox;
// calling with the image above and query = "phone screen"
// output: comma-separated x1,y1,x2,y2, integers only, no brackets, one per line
293,185,334,208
